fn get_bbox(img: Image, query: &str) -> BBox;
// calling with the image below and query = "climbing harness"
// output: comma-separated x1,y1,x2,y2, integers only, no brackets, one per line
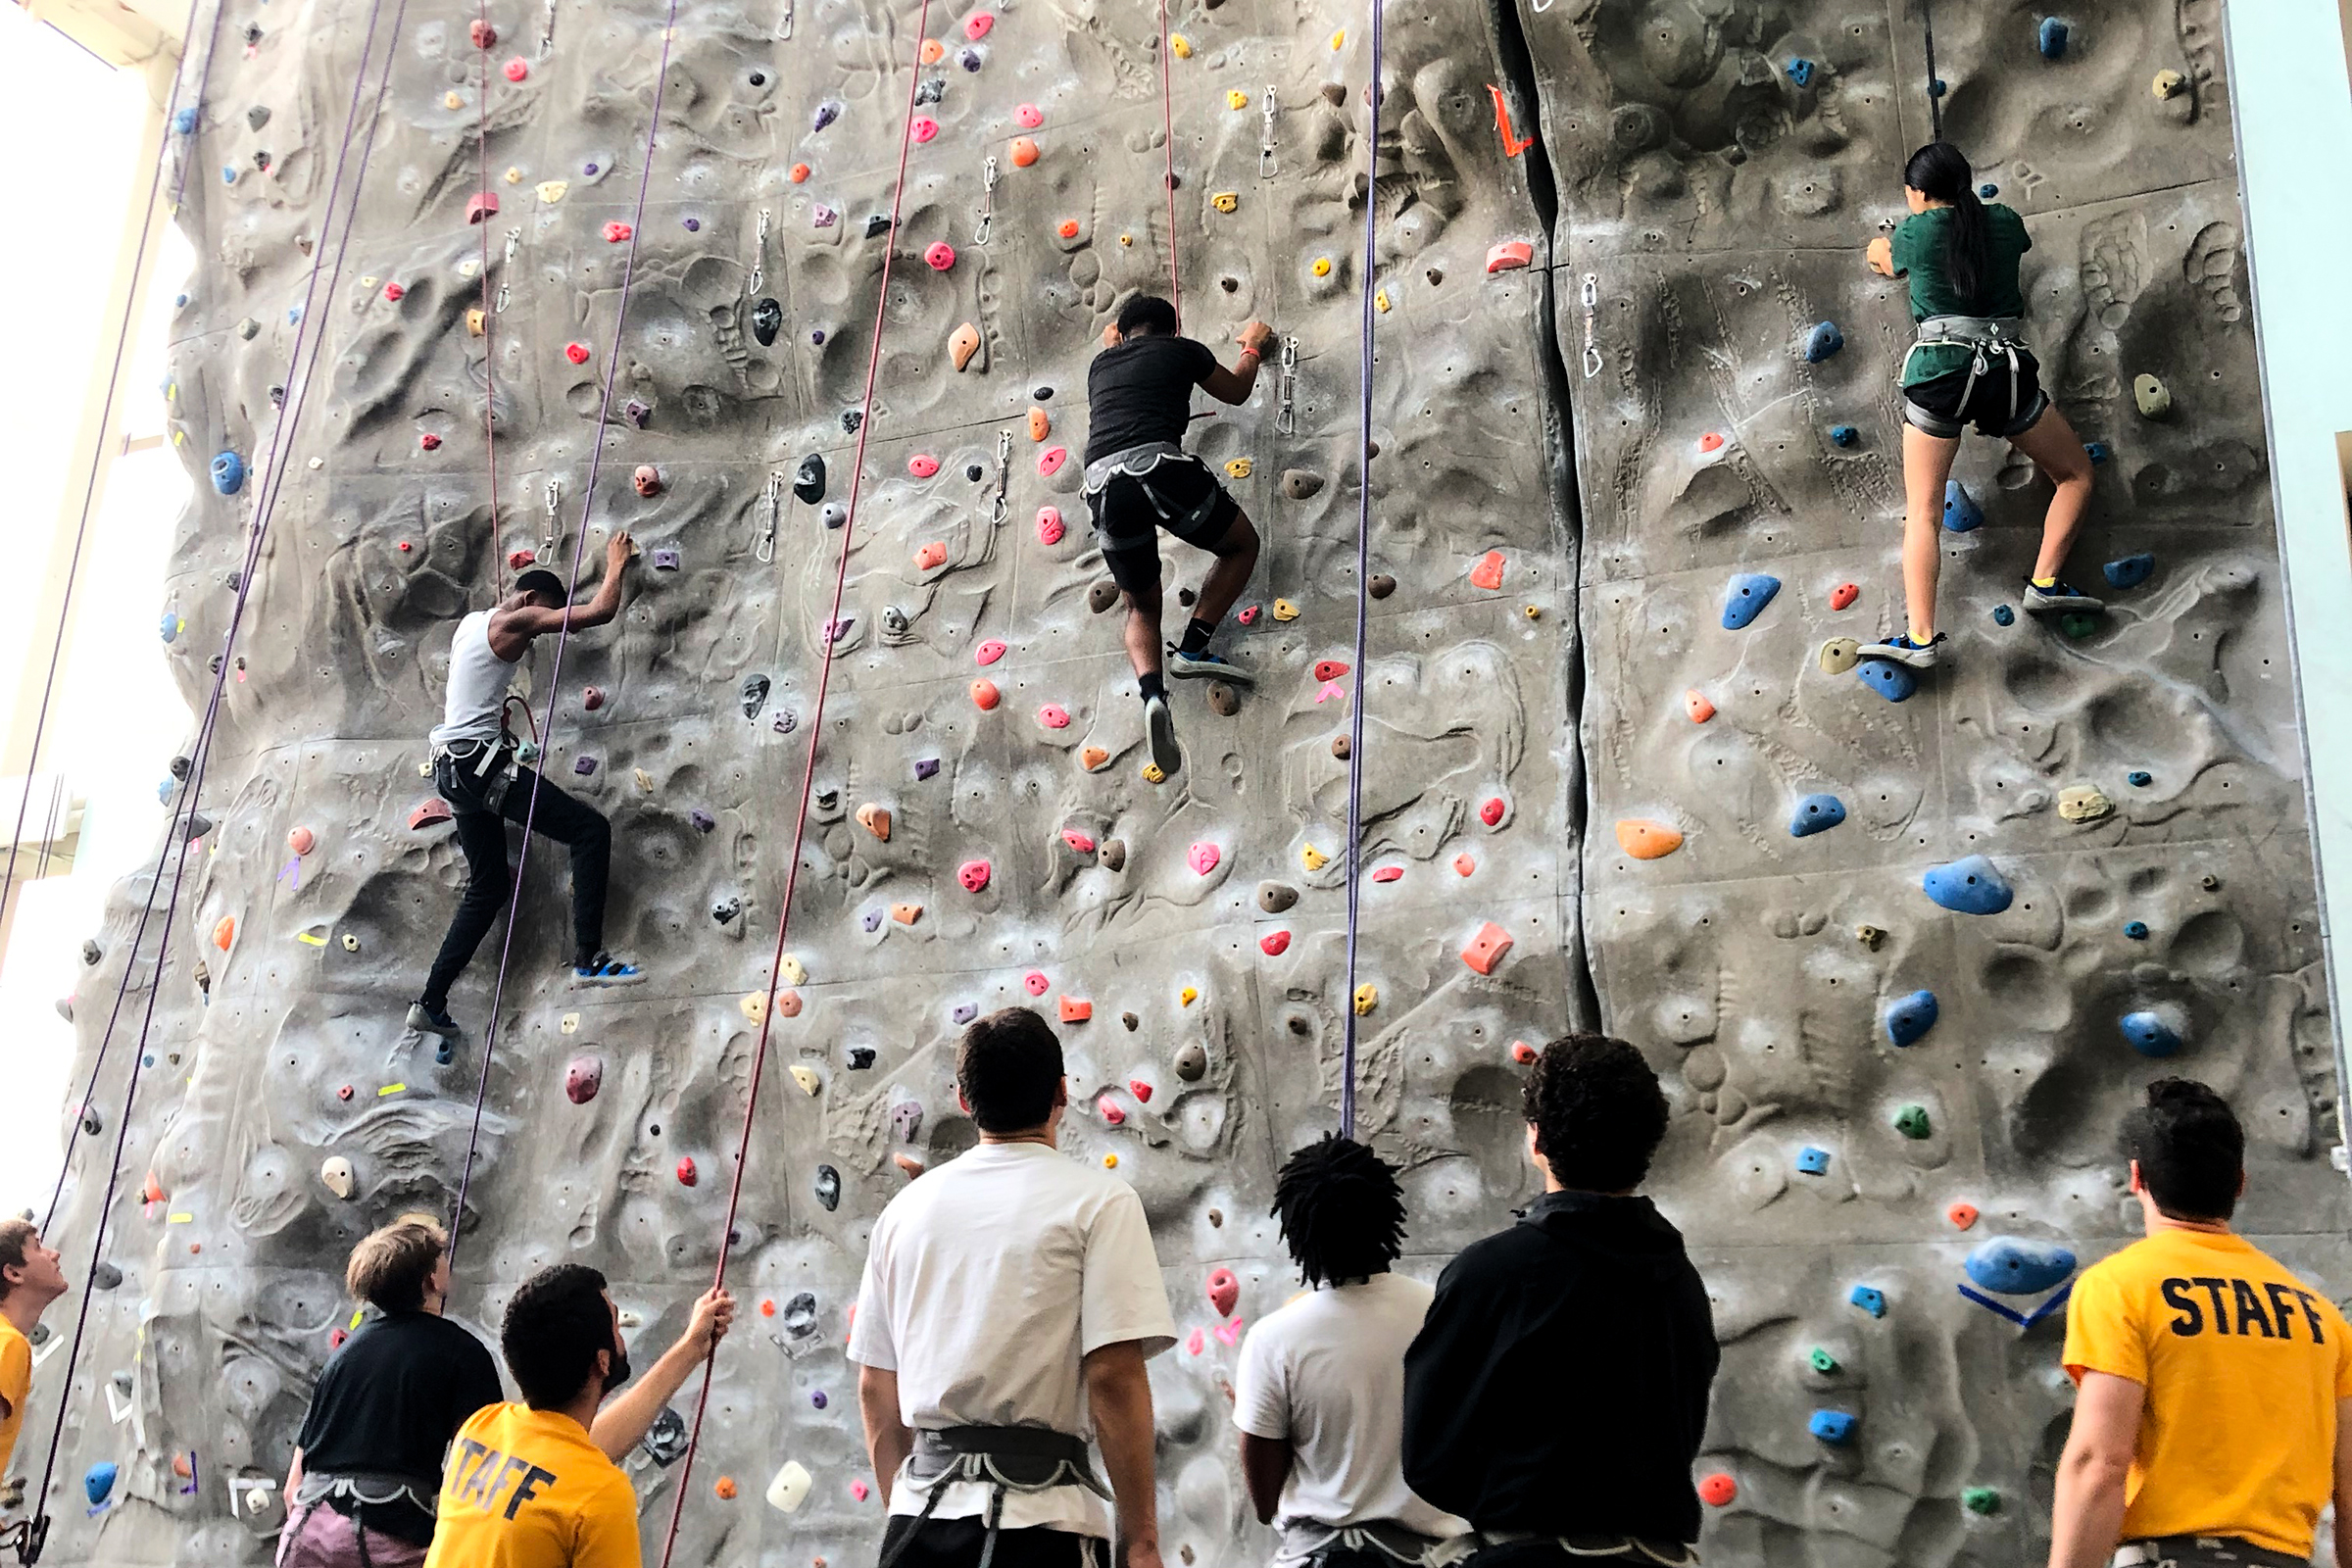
1273,334,1300,435
1437,1536,1695,1568
649,5,935,1562
1155,0,1181,322
1082,443,1223,548
1281,1521,1450,1568
1898,315,2030,431
974,154,999,245
1580,273,1602,378
283,1469,440,1565
875,1430,1110,1568
1259,85,1279,179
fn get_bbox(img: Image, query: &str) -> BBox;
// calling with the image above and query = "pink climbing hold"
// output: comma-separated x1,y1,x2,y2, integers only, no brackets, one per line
1469,551,1506,591
975,639,1006,665
1036,507,1064,545
1060,828,1097,854
958,859,993,893
1237,605,1260,626
852,1481,870,1503
1697,431,1726,454
1260,930,1291,956
1038,446,1068,476
915,541,948,570
1098,1095,1126,1126
1188,842,1220,876
1214,1318,1244,1347
911,117,940,143
565,1056,603,1103
1372,865,1402,883
1206,1267,1240,1317
564,342,590,366
1024,970,1050,996
468,17,496,46
582,686,606,710
1479,796,1507,828
1038,704,1071,729
1453,853,1476,876
925,241,956,270
1830,581,1859,611
503,57,528,81
963,10,993,38
1186,1327,1205,1355
1313,660,1349,681
383,281,406,302
908,454,940,478
676,1156,698,1187
1015,103,1043,128
466,192,499,223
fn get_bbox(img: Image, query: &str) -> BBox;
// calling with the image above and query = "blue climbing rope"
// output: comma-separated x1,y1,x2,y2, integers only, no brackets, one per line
1337,0,1387,1139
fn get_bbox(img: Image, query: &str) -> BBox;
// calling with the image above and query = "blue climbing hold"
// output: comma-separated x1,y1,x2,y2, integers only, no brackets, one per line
1978,182,1999,198
1884,989,1939,1047
1721,572,1781,630
1923,854,2014,915
1930,77,1946,97
2084,440,2112,464
1992,604,2016,626
288,305,304,324
1965,1236,2077,1296
160,611,181,645
1802,321,1844,363
1787,57,1816,88
1809,1410,1858,1446
85,1461,117,1507
156,779,173,804
1941,480,1982,532
2127,769,2153,787
1847,1285,1886,1318
2038,17,2070,59
1830,423,1857,447
172,107,198,133
210,452,246,496
1789,794,1847,837
1855,659,1917,703
2124,920,2149,940
2121,1009,2183,1057
1795,1146,1831,1175
2103,553,2154,590
221,164,239,185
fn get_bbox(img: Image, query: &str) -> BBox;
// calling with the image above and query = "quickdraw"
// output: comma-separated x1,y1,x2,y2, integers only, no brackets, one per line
1258,84,1278,178
974,154,999,245
750,208,771,294
1273,333,1300,435
1580,273,1601,378
757,469,785,563
991,428,1011,525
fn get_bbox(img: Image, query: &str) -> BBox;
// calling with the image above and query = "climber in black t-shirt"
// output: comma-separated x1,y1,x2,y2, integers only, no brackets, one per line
1082,294,1271,778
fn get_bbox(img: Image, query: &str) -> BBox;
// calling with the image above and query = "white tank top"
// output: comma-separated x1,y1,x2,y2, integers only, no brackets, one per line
431,610,521,747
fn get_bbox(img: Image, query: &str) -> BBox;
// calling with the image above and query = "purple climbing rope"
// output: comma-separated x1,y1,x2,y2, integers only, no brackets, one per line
0,0,227,965
650,4,936,1560
444,0,682,1265
1337,0,1387,1139
18,1,408,1554
472,0,505,596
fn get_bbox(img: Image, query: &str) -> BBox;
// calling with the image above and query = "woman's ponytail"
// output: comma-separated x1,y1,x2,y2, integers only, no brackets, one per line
1903,141,1992,311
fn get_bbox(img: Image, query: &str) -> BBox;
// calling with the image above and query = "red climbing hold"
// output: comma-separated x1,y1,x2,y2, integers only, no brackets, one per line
908,454,940,478
1469,551,1505,591
1206,1267,1240,1317
676,1156,698,1187
468,18,496,47
963,11,993,38
1510,1040,1538,1064
383,282,405,302
915,541,948,571
565,1056,602,1103
508,549,537,570
1313,660,1349,681
1129,1079,1152,1102
1260,930,1291,956
1371,866,1402,883
603,220,634,243
1461,920,1515,975
1479,797,1506,828
398,540,414,551
1697,432,1726,454
1485,241,1534,273
1097,1094,1124,1125
958,858,993,893
564,342,590,365
789,163,810,183
910,117,940,144
924,242,956,271
1947,1201,1980,1230
409,799,454,830
466,192,499,223
418,433,441,451
1698,1473,1737,1507
1831,582,1859,611
503,57,528,81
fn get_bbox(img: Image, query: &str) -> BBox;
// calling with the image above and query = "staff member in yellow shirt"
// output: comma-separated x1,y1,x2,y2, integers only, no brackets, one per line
424,1264,733,1568
2050,1078,2352,1568
0,1220,68,1485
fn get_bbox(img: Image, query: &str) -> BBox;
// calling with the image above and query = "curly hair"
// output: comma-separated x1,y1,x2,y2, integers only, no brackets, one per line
502,1263,615,1409
2123,1077,2243,1222
1522,1033,1669,1193
1271,1135,1406,1287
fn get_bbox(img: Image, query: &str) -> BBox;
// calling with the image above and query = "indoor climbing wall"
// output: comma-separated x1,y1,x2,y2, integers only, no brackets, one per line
24,0,2343,1564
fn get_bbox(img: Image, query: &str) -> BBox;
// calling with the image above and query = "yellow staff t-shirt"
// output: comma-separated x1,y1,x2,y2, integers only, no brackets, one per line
422,1402,639,1568
2063,1228,2352,1556
0,1317,29,1479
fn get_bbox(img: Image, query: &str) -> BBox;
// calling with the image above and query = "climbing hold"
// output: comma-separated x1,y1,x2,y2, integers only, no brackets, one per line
1188,843,1221,876
1808,1348,1839,1375
1788,795,1846,837
1088,581,1122,615
1809,1411,1858,1446
210,451,246,495
1829,423,1856,447
910,117,941,144
503,57,528,81
1205,1267,1240,1317
1059,997,1093,1023
2057,785,2112,823
714,1476,738,1501
1470,552,1507,591
1847,1285,1886,1318
2133,373,2171,418
287,826,316,856
1992,604,2016,626
790,1065,822,1096
1079,746,1108,770
1352,984,1378,1015
1485,241,1533,273
1962,1488,2001,1516
2153,68,2186,99
1884,990,1938,1047
1818,638,1861,674
676,1157,699,1187
632,465,662,499
1368,574,1396,600
1272,599,1300,621
2124,920,2149,941
914,541,949,573
1370,866,1402,884
1947,1201,1980,1230
1942,480,1982,532
85,1463,118,1508
2037,17,2069,59
1038,705,1071,729
1461,921,1515,975
1037,507,1064,546
1010,136,1040,167
1892,1104,1933,1141
1260,931,1292,956
603,220,633,244
1311,256,1333,278
213,915,235,951
957,859,992,893
948,321,982,372
1039,446,1068,476
1301,845,1329,871
1313,661,1350,682
1697,1473,1738,1508
1855,660,1917,703
1829,582,1859,612
565,1056,603,1103
319,1155,356,1200
1684,690,1714,723
564,343,590,366
574,758,599,777
1800,321,1845,362
1224,458,1253,481
2120,1008,2183,1057
410,799,454,831
1098,1095,1124,1126
2084,441,2112,465
2103,553,2154,590
1453,854,1476,877
1965,1237,2076,1295
1721,573,1781,629
971,679,1001,710
2127,769,2154,788
1614,820,1683,860
1922,855,2014,915
856,805,892,842
1027,407,1053,444
973,639,1006,667
1795,1147,1831,1176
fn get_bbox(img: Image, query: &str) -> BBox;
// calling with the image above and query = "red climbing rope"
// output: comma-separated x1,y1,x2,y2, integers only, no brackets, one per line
472,0,504,596
650,3,937,1560
445,0,683,1264
1156,0,1182,325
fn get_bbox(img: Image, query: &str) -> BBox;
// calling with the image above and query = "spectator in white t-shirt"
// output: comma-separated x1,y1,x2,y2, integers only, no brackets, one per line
852,1006,1178,1568
1232,1137,1468,1568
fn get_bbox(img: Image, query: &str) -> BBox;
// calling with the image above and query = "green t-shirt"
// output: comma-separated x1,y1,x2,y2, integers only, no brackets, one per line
1888,203,2032,386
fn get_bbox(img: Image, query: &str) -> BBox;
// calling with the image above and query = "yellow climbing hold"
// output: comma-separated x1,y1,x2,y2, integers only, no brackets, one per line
466,307,486,336
740,991,768,1023
1225,458,1253,479
445,90,465,110
780,955,808,986
1272,599,1300,621
1375,289,1391,314
1211,192,1239,214
1227,89,1249,110
1142,762,1166,784
295,929,327,947
634,768,654,793
377,1083,407,1097
790,1064,821,1096
2058,785,2114,823
504,166,523,182
1102,1153,1119,1168
1614,819,1685,860
1301,845,1329,870
1817,637,1862,675
2152,69,2185,99
1179,987,1199,1006
1330,28,1345,48
2132,373,2172,418
1169,32,1191,57
1523,605,1541,620
1311,257,1333,277
1352,984,1377,1015
536,180,568,204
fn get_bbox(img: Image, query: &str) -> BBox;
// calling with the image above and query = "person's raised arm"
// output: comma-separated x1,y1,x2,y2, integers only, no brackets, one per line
492,531,638,651
2045,1371,2143,1568
858,1364,913,1508
587,1286,732,1461
1200,321,1275,406
1238,1432,1292,1526
1085,1340,1163,1568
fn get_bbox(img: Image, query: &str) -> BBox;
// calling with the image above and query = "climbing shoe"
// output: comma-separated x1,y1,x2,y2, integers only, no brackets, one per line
1144,695,1182,777
1167,649,1255,685
406,1002,461,1038
2023,579,2105,614
572,954,645,986
1858,632,1946,669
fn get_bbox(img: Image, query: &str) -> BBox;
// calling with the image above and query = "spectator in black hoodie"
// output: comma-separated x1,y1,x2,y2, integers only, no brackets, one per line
1401,1035,1718,1568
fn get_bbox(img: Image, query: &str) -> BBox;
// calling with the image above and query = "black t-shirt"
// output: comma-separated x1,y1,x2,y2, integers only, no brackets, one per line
292,1310,506,1545
1083,334,1218,464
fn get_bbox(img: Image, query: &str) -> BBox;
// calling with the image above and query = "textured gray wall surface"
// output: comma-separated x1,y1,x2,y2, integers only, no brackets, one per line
25,0,2344,1563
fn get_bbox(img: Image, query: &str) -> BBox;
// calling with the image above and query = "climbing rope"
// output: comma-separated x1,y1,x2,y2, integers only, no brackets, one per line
0,0,227,957
650,5,935,1560
19,1,408,1554
1156,0,1182,325
1335,0,1386,1139
1921,0,1941,140
473,0,505,596
445,0,683,1264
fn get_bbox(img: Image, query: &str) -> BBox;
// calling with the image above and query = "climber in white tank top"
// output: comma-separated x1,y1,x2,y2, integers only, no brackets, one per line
409,533,643,1041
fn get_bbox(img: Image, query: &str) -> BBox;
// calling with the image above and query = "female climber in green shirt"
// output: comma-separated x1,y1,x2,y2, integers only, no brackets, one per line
1859,141,2104,670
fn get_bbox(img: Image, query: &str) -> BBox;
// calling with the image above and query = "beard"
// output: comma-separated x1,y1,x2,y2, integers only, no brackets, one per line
604,1337,632,1393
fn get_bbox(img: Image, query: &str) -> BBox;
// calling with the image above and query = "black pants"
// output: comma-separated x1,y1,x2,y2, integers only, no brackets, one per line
419,763,609,1008
878,1517,1100,1568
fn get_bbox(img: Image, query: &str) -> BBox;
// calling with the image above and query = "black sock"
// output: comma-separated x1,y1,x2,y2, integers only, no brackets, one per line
1178,617,1215,658
1138,671,1167,704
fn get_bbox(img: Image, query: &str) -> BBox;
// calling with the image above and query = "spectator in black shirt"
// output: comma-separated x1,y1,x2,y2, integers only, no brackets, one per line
1401,1035,1718,1568
1082,293,1271,778
279,1219,504,1568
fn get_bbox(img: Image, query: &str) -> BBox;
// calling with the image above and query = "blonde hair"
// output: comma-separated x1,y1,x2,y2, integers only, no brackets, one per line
345,1219,447,1311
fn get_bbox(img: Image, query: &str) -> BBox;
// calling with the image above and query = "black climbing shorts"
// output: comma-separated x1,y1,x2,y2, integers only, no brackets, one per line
1902,350,2049,440
1087,458,1242,597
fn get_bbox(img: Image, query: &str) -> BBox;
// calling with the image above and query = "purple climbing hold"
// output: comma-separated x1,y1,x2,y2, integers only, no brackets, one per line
811,1391,829,1409
651,548,681,571
690,809,715,833
914,758,941,781
683,217,701,231
624,400,651,428
573,757,598,776
813,100,841,131
862,908,884,933
952,1003,978,1024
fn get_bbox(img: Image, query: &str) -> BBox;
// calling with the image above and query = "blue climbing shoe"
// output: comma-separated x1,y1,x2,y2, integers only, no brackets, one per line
1144,695,1183,777
407,1002,460,1038
1858,632,1946,669
1167,648,1255,685
572,954,645,986
2023,579,2105,614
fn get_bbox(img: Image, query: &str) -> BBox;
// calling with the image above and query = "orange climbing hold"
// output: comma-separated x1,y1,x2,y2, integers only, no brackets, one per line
788,163,810,183
1469,551,1506,591
1461,920,1515,975
970,679,1001,710
1685,689,1715,723
914,541,948,570
857,804,892,841
919,38,945,64
950,322,981,371
1080,746,1109,770
1698,1474,1737,1507
1453,854,1475,876
288,826,316,855
1028,407,1051,442
1057,220,1080,239
890,903,922,926
1614,819,1685,860
714,1477,738,1500
213,916,235,951
777,990,804,1017
1830,581,1859,611
1059,997,1093,1023
1485,241,1533,273
1009,137,1040,168
1947,1201,1980,1230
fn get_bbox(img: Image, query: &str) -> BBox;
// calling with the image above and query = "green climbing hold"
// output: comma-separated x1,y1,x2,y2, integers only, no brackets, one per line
1807,1347,1838,1375
1893,1104,1933,1140
2061,612,2099,639
1962,1487,2001,1515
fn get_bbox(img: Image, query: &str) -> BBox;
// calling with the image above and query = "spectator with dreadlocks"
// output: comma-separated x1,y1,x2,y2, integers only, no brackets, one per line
1231,1137,1466,1568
